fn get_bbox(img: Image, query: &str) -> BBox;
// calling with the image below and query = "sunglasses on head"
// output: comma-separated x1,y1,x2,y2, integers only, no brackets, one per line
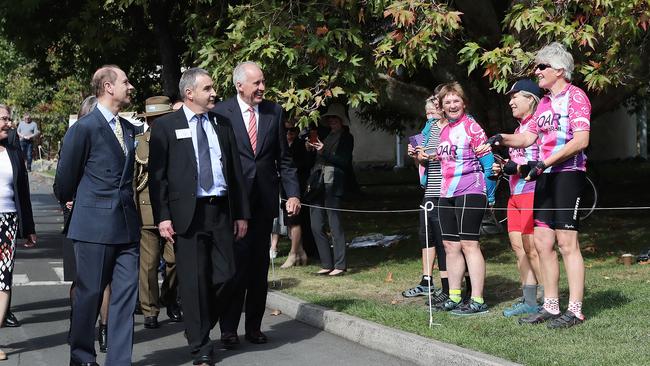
536,63,552,71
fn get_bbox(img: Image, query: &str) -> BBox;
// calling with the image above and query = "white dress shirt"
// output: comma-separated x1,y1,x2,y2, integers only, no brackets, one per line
182,105,227,197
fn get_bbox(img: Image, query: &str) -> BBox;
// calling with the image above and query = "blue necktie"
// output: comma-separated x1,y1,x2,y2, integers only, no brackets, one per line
195,115,213,191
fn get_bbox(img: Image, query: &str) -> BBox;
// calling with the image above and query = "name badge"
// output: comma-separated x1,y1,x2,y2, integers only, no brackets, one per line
175,128,192,139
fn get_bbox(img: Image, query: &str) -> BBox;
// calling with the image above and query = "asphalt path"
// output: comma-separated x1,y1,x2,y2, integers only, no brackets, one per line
1,173,414,366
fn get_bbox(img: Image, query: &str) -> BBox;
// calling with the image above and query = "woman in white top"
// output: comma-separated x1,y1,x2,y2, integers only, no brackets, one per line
0,104,36,361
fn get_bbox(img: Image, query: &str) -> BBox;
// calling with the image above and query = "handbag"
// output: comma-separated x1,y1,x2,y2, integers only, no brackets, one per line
304,168,324,203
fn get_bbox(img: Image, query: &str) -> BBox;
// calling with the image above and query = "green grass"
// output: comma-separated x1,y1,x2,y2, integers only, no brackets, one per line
271,161,650,366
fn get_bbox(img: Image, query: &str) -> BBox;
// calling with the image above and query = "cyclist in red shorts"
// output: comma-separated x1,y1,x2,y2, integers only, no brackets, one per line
492,79,544,317
479,42,590,328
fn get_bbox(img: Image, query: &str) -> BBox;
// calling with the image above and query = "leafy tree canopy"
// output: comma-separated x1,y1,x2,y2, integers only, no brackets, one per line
196,0,650,131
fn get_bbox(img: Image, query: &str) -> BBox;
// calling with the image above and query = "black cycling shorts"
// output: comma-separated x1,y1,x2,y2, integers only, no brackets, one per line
533,171,586,231
438,194,487,242
419,197,446,271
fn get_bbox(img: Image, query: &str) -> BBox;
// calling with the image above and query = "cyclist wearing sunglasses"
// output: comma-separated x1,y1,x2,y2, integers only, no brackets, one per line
480,42,590,328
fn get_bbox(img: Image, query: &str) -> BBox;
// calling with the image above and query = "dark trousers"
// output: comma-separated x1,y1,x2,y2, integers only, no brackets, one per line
19,140,33,170
139,229,177,317
176,198,234,359
310,184,346,270
69,241,139,366
220,209,273,334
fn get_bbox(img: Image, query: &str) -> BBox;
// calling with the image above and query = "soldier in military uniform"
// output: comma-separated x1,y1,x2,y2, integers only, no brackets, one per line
135,96,183,329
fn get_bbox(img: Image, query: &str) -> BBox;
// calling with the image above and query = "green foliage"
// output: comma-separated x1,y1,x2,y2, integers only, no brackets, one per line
456,0,650,93
3,62,50,115
194,0,381,126
4,0,650,136
36,76,87,156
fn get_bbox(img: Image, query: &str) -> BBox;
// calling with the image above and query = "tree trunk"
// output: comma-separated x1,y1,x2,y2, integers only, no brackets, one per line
638,100,648,159
149,0,182,100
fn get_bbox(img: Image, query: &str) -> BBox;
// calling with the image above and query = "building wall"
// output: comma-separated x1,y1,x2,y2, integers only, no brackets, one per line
589,106,637,161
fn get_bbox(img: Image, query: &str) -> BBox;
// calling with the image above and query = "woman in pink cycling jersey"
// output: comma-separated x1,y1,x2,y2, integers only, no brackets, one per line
482,42,590,328
493,79,544,318
435,82,496,316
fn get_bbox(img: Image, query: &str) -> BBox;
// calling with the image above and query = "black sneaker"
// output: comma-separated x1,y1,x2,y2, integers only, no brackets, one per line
518,308,561,325
547,310,584,329
402,284,435,298
435,298,461,312
451,299,489,316
424,289,449,307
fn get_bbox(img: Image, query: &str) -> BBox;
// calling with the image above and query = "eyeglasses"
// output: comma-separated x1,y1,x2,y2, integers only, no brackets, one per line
0,116,11,122
536,64,552,71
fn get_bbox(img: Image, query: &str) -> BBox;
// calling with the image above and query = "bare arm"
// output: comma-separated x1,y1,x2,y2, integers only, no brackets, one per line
500,131,537,148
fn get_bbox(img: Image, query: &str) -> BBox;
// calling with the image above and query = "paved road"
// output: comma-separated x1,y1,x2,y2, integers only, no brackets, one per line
3,173,414,366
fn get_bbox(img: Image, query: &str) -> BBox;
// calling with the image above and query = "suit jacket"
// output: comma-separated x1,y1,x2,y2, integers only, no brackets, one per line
54,107,142,244
1,138,35,238
148,109,250,235
212,98,299,218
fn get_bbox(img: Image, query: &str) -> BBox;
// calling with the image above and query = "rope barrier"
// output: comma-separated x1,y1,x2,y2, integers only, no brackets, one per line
287,199,650,214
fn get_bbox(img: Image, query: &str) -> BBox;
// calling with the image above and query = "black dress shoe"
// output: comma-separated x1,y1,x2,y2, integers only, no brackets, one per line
97,323,107,353
220,332,240,349
192,354,213,365
166,303,183,322
3,311,21,327
143,316,159,329
245,330,268,344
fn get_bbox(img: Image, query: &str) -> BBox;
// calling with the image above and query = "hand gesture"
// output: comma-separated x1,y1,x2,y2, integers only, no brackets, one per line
158,220,176,244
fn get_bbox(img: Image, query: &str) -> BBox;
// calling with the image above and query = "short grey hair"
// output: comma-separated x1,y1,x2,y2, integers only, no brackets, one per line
179,68,211,101
535,42,574,81
232,61,261,90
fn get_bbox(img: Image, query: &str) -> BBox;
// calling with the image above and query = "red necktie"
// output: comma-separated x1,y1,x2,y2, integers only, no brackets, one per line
247,107,257,154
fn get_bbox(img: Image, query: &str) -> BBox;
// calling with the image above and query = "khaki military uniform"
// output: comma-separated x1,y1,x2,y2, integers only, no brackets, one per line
136,130,177,317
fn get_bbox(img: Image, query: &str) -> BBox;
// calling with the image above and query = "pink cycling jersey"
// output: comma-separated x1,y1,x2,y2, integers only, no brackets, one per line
527,84,591,173
509,115,539,195
437,114,489,197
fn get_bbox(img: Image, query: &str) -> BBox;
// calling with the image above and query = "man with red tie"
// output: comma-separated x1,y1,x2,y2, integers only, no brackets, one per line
214,61,301,347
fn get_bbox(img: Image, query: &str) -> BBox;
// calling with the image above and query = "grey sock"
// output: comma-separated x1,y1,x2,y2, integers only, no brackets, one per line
523,285,537,307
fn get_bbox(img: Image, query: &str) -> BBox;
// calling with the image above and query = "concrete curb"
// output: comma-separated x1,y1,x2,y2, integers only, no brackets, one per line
267,291,520,366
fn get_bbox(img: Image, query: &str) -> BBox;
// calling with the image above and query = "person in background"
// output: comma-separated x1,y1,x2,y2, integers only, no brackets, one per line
434,82,496,316
278,126,311,268
402,91,450,307
16,113,39,172
134,96,182,330
0,103,37,361
493,80,545,318
1,110,21,330
481,42,591,328
307,103,354,277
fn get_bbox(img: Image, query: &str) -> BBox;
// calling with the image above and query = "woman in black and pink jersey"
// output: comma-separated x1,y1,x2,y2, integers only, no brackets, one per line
479,42,590,328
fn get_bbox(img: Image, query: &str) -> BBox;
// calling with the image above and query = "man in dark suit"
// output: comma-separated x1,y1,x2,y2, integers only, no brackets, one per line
148,68,249,366
214,61,301,346
55,65,141,366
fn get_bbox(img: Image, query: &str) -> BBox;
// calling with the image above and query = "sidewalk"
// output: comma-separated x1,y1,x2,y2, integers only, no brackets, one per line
16,172,519,366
